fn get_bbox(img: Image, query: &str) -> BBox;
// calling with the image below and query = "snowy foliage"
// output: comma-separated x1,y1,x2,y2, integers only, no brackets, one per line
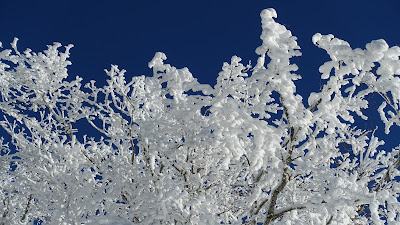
1,8,400,225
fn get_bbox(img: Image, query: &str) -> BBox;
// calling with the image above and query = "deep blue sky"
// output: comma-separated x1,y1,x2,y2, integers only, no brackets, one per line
1,0,399,96
1,1,399,145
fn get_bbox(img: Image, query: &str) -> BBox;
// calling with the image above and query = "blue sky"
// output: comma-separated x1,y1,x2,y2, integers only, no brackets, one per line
1,1,399,94
1,0,399,145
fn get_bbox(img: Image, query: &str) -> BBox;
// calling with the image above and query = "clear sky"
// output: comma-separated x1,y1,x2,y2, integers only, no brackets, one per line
1,0,399,146
1,1,399,92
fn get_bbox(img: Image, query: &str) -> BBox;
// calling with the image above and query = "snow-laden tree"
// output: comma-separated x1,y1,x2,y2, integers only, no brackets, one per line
1,8,400,225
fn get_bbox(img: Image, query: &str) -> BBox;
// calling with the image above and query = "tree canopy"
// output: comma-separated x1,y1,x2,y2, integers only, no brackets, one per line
1,8,400,224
